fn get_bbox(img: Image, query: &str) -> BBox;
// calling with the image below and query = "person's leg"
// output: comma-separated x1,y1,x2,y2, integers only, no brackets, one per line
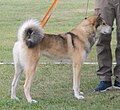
113,0,120,88
96,0,115,80
94,0,115,91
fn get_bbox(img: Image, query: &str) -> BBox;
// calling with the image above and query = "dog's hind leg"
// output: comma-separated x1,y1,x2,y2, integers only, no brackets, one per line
72,57,85,99
11,63,23,100
24,61,38,103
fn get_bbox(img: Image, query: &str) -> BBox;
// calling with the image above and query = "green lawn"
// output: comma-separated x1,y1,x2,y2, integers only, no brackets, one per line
0,65,120,110
0,0,119,110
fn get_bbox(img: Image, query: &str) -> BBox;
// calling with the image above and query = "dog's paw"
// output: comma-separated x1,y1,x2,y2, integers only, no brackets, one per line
11,96,19,101
80,91,84,95
75,94,85,99
32,99,38,103
74,91,85,99
28,99,38,103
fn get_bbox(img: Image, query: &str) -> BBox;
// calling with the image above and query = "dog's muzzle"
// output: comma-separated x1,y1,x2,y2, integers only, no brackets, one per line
102,25,112,34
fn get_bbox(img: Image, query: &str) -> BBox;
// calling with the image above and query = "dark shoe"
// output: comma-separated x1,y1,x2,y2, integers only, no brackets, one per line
94,81,112,92
114,80,120,90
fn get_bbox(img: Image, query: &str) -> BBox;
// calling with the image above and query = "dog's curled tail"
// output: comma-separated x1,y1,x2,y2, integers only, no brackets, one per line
17,19,44,48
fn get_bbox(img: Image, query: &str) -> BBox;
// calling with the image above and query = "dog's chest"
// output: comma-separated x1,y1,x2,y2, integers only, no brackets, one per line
83,37,96,62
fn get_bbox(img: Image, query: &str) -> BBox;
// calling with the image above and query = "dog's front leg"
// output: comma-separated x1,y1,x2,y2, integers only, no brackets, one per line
72,61,84,99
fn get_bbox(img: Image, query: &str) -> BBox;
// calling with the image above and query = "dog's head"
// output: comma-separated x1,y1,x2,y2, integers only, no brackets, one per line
95,14,112,35
81,14,112,36
78,15,112,47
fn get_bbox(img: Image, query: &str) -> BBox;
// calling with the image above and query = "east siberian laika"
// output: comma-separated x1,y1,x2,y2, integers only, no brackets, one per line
11,14,112,103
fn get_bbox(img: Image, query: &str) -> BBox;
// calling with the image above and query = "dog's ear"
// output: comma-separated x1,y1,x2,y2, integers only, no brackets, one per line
95,14,103,29
94,8,100,16
97,14,101,18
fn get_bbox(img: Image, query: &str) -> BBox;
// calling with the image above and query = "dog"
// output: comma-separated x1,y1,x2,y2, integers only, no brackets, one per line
11,14,112,103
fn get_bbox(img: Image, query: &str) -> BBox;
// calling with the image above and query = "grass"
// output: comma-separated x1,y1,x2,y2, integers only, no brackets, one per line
0,0,119,110
0,65,120,110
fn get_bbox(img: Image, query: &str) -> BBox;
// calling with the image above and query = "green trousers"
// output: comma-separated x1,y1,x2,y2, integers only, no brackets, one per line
95,0,120,81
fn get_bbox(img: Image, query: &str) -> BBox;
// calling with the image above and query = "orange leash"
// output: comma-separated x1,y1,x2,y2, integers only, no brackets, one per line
40,0,60,28
41,13,52,28
85,0,89,18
